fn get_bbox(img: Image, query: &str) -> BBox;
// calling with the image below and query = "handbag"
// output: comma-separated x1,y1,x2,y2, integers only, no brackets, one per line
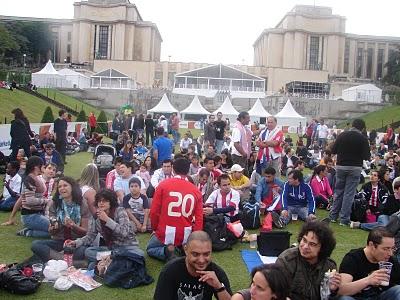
257,231,291,256
0,267,40,295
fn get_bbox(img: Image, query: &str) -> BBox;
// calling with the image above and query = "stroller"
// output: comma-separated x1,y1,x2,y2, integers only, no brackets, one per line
93,144,117,179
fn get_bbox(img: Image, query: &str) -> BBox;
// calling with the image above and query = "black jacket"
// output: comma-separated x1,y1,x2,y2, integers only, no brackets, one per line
144,118,154,132
331,129,370,167
10,119,32,147
359,182,389,214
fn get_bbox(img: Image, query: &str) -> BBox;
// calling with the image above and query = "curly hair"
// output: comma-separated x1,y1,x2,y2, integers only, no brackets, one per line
94,189,119,209
297,220,336,260
53,176,83,209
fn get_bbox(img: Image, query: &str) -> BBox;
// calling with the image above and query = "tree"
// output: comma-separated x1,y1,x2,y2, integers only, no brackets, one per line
383,45,400,86
0,24,19,61
96,110,108,134
76,109,87,122
41,106,55,123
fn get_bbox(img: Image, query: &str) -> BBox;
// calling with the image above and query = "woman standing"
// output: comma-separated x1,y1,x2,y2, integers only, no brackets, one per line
31,176,89,263
145,114,155,146
88,112,97,135
79,163,100,217
10,108,34,161
65,189,143,270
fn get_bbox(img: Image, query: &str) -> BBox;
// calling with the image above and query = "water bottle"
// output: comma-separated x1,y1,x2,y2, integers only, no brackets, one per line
63,246,74,267
320,272,331,300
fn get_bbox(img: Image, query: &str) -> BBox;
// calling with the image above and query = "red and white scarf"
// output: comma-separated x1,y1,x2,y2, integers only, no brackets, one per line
257,126,282,162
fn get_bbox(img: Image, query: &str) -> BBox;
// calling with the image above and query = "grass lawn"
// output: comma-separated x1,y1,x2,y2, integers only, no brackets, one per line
358,104,400,130
0,89,62,124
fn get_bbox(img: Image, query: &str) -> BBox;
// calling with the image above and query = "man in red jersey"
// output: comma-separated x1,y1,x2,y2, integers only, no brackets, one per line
147,157,203,261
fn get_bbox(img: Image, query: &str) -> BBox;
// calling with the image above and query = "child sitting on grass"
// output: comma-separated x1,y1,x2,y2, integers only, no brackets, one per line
136,163,151,188
122,177,151,233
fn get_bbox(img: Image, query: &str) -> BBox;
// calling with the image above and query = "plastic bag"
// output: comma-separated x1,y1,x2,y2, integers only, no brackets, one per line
54,276,73,291
43,260,68,281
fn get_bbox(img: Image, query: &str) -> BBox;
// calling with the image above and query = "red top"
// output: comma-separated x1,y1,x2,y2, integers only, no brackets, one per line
88,115,97,128
150,177,203,246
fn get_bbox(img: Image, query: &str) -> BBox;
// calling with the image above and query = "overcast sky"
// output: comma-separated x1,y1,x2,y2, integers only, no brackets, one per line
2,0,399,65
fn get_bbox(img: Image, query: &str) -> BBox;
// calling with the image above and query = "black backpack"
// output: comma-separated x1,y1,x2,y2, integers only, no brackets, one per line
351,192,368,222
0,267,40,295
203,215,237,251
241,202,260,229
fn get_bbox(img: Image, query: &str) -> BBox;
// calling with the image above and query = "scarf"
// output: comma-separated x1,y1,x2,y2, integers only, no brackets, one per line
235,120,252,158
256,126,281,174
101,208,116,248
56,199,81,240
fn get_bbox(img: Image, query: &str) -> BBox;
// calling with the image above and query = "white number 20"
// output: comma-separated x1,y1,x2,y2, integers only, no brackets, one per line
167,192,195,218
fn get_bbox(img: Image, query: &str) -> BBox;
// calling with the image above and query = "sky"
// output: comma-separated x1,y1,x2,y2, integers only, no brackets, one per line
1,0,399,65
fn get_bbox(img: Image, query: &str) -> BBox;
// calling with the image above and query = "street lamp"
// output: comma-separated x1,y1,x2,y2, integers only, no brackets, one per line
23,54,26,85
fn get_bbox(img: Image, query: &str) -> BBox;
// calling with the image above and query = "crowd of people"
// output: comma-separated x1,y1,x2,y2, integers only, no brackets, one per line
3,106,400,299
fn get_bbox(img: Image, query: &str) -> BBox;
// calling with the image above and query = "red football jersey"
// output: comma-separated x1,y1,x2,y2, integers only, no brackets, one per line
150,177,203,246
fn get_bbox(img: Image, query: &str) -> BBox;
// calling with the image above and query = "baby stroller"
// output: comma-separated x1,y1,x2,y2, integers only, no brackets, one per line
93,144,116,179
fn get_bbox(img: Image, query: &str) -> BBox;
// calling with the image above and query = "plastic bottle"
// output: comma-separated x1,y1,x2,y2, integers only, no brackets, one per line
63,246,74,267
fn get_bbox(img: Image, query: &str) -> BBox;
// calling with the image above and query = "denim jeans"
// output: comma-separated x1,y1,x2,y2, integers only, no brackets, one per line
282,206,309,225
0,196,18,211
146,234,167,261
360,215,390,231
31,239,86,263
329,166,362,224
171,129,180,145
21,213,50,237
215,139,224,154
338,285,400,300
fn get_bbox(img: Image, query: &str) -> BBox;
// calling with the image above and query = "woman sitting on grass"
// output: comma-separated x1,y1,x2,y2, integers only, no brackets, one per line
309,164,333,209
79,163,100,217
119,140,134,163
65,189,143,270
31,176,89,263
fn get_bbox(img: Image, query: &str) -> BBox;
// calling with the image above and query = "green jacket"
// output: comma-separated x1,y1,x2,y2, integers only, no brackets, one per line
276,247,337,300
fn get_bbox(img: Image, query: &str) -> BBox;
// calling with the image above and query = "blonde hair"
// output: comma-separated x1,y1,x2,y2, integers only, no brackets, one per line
79,163,100,191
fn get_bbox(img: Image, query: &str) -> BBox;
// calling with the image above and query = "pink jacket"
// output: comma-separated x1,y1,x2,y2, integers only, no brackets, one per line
310,175,332,201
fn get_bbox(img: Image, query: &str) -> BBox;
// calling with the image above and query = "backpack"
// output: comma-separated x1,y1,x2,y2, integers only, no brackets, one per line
203,215,237,251
241,202,260,229
0,267,40,295
350,192,368,222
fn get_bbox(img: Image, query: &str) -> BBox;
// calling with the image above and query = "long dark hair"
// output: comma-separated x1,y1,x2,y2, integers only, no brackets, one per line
12,108,26,120
311,164,327,181
53,176,83,209
250,264,290,300
23,156,43,191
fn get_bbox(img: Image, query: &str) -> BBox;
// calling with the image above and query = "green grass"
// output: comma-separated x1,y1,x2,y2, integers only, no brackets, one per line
359,104,400,130
0,89,62,124
0,136,368,299
38,88,111,119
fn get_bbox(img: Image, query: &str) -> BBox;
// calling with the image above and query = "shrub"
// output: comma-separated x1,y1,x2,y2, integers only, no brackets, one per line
96,110,108,133
76,109,87,122
41,106,54,123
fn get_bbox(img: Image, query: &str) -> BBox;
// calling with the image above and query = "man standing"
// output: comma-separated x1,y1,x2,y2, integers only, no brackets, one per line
154,231,232,300
153,127,173,167
328,119,370,225
214,112,226,154
147,158,203,261
256,116,283,176
317,119,329,150
231,112,252,174
53,109,68,164
338,227,400,299
276,221,341,300
171,112,180,145
204,114,216,149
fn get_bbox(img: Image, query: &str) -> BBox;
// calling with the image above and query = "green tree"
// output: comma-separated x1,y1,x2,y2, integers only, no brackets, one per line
383,45,400,86
41,106,55,123
76,109,87,122
96,110,108,134
0,24,19,61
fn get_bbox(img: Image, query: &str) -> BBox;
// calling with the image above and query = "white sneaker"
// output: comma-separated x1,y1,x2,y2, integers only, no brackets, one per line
350,221,360,229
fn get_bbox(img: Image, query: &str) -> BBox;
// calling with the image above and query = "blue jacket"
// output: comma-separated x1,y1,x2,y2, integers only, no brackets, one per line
255,177,284,203
40,150,64,172
281,181,315,214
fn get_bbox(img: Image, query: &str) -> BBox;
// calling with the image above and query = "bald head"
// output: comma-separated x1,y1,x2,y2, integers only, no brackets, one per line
186,231,211,246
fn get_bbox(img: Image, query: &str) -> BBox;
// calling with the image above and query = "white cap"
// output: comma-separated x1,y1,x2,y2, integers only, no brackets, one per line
231,164,244,172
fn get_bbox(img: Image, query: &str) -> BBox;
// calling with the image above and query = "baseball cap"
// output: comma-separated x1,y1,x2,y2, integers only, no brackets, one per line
231,164,244,172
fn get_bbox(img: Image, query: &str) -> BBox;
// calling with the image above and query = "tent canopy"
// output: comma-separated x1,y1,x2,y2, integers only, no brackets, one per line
213,96,239,116
32,60,66,88
92,68,129,78
34,60,59,75
248,98,271,118
180,95,210,115
275,99,306,127
342,84,382,103
148,94,178,113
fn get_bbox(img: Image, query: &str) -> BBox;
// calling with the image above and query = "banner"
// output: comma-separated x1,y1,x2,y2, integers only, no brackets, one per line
0,122,87,156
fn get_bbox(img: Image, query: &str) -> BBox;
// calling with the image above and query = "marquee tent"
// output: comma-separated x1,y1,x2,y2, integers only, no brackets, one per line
148,94,178,114
212,96,240,124
341,84,382,103
275,99,306,127
180,95,210,120
58,68,91,89
91,69,135,89
248,98,271,118
31,60,66,88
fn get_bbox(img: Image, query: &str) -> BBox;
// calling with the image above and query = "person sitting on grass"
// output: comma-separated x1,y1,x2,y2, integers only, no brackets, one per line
40,143,64,175
119,140,134,163
65,189,143,270
179,132,193,153
105,157,123,190
113,160,146,203
280,169,316,226
123,177,151,233
192,168,214,203
309,164,333,209
189,153,201,175
31,176,89,263
0,161,21,211
231,263,290,300
135,163,151,188
229,164,251,201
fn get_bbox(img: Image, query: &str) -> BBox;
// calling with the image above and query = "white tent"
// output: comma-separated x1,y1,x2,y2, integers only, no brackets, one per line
148,94,178,114
31,60,67,88
342,84,382,103
91,69,135,89
275,99,306,128
58,68,91,89
248,98,271,119
180,95,210,119
213,96,240,123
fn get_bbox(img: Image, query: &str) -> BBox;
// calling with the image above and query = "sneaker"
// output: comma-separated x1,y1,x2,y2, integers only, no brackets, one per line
350,221,361,229
16,228,29,236
165,244,177,262
271,211,284,229
339,222,349,226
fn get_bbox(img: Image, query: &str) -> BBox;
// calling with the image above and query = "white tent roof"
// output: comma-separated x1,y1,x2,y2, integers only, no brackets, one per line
344,83,381,92
180,95,210,115
275,99,304,118
248,98,271,117
34,60,58,75
58,68,89,77
213,96,239,116
148,94,178,113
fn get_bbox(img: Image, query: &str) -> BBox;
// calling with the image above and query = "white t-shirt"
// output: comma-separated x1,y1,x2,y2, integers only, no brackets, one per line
2,173,22,199
180,138,192,150
231,127,242,156
113,174,146,196
318,124,329,139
